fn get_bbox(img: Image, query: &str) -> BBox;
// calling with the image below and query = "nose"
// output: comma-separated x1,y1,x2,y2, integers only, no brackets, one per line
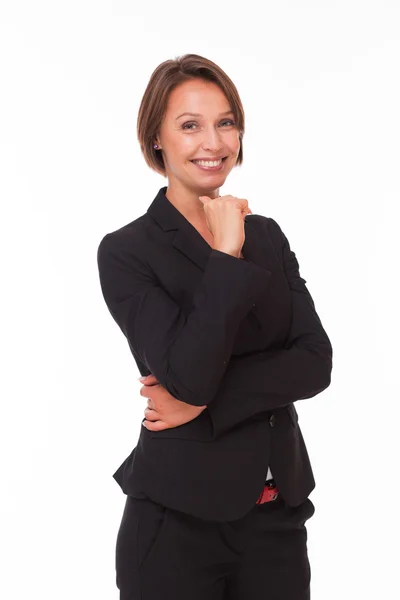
200,125,225,153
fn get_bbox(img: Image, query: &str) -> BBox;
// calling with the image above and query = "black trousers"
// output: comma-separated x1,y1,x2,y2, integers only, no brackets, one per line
115,490,315,599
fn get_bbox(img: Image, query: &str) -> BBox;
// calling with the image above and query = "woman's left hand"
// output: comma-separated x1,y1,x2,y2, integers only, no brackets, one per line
139,374,207,431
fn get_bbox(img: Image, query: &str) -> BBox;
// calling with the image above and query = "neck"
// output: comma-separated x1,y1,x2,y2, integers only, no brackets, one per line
164,180,220,229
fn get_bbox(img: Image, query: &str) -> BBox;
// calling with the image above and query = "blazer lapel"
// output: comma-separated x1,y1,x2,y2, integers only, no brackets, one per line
147,186,270,272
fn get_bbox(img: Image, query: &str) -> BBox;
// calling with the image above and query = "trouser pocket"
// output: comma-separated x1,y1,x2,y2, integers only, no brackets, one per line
135,497,169,572
115,494,169,592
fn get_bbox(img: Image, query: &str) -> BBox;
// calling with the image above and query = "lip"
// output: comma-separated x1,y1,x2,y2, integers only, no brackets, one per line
191,156,228,161
190,157,227,172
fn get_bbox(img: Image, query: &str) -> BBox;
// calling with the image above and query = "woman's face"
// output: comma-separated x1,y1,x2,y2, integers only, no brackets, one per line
155,79,241,194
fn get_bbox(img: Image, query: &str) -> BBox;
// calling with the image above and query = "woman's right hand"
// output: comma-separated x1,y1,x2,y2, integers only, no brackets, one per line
198,194,252,258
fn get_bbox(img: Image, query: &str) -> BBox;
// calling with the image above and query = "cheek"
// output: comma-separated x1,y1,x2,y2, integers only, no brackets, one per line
227,138,240,156
178,136,196,154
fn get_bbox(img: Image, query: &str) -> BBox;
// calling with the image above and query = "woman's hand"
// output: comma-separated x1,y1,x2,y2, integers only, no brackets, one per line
139,374,207,431
198,194,252,258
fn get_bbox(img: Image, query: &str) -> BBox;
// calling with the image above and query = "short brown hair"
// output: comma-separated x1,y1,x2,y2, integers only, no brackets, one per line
137,53,245,177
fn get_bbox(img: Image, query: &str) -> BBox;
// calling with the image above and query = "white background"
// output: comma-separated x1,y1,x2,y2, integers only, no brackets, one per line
1,1,399,598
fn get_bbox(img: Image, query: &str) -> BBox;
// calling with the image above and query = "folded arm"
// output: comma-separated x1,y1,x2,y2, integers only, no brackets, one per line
206,217,333,438
97,232,272,407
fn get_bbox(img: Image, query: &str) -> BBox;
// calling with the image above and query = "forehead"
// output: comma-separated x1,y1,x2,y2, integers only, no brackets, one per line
165,79,232,117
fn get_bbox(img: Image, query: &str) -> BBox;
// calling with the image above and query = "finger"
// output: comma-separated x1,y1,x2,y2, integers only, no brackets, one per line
140,383,160,398
142,419,169,432
139,386,151,398
138,374,158,384
144,407,158,420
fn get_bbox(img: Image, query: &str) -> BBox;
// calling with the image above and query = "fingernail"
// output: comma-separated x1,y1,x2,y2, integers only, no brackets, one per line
138,376,147,381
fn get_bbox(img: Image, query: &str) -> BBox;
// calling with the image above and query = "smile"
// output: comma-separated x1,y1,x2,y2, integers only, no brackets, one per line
190,157,227,171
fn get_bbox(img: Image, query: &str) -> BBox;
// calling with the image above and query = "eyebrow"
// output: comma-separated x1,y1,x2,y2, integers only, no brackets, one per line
175,110,234,120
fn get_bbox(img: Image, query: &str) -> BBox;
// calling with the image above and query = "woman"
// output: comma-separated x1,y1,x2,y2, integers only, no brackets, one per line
97,53,332,600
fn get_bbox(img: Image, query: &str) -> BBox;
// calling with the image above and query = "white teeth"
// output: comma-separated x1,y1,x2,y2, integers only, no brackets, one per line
193,159,223,167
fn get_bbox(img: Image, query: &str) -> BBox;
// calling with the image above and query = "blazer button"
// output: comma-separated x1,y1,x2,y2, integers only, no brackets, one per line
269,414,276,427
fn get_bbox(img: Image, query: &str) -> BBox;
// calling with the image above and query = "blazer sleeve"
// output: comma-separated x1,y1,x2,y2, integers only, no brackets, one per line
206,217,333,438
97,232,273,407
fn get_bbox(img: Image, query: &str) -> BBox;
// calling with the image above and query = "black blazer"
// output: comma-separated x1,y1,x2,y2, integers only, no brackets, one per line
97,186,333,522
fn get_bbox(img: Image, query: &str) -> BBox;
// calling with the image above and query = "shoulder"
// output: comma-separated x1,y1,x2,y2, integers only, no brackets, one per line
97,213,151,260
245,214,286,248
96,213,158,282
246,213,283,231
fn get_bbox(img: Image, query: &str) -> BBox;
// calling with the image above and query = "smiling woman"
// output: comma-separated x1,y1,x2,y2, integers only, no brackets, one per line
98,52,331,600
150,77,241,210
136,55,246,221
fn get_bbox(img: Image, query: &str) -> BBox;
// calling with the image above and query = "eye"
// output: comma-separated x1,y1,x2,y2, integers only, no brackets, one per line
181,122,197,130
181,119,236,131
